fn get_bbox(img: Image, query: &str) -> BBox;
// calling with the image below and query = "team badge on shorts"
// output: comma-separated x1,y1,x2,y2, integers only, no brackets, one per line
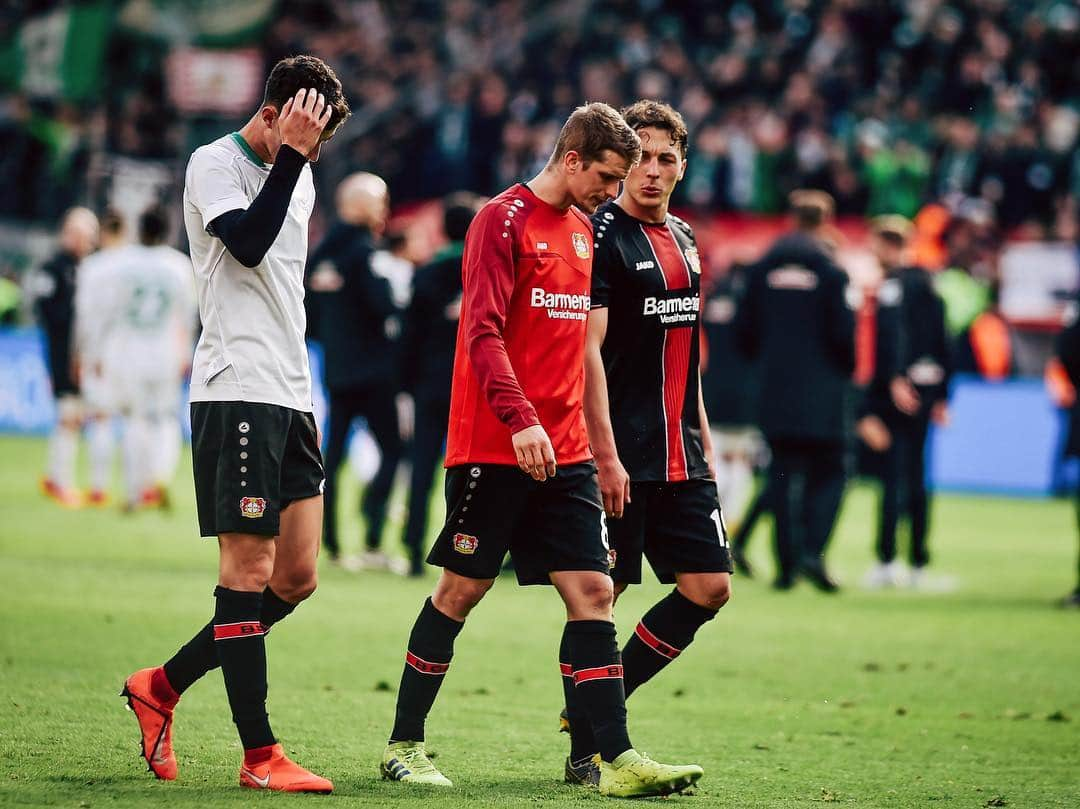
572,232,590,259
607,548,617,569
453,533,479,555
685,247,702,274
240,496,267,519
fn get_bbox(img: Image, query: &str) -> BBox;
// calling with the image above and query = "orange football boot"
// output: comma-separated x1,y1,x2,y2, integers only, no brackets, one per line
86,489,110,507
120,667,178,780
41,478,84,508
239,744,333,793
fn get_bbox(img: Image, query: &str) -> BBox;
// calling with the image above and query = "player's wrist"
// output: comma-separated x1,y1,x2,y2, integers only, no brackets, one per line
593,448,621,466
275,143,308,167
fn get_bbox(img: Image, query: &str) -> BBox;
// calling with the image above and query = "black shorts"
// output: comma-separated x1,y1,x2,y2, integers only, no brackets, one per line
191,401,324,538
608,479,733,584
427,462,610,586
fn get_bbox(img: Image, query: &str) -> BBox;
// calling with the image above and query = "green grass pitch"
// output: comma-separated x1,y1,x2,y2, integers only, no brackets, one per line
0,433,1077,808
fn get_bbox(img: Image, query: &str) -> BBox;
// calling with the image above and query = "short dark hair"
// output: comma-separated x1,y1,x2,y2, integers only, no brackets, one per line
442,192,483,242
139,204,170,246
549,102,641,168
789,190,835,230
99,207,125,237
263,55,351,139
621,100,689,157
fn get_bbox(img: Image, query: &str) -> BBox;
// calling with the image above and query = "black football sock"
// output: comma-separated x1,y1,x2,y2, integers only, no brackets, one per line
565,620,632,763
213,586,275,750
622,588,718,698
559,624,598,761
389,597,464,743
163,586,297,695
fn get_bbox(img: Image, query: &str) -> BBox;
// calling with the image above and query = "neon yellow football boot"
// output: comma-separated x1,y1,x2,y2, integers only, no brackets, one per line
598,749,703,798
380,742,452,787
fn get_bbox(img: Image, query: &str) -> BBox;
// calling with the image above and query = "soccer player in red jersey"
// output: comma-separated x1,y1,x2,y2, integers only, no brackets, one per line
560,101,733,774
380,103,704,798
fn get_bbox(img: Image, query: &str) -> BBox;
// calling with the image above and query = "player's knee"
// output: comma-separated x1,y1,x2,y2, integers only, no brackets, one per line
433,576,492,619
706,578,732,610
274,569,318,603
699,576,732,611
578,574,615,614
679,574,731,611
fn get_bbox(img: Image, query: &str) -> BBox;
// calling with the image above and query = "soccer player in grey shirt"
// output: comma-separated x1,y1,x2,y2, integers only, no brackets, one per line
121,55,350,793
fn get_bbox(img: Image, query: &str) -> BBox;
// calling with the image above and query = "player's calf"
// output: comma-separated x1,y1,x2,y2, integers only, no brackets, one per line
621,583,725,698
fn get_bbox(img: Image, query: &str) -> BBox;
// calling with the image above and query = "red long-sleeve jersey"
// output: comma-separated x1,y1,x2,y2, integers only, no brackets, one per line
445,183,594,467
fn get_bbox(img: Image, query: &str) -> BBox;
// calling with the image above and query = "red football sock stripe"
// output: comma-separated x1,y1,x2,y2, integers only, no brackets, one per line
634,621,682,660
213,621,265,640
406,650,450,675
573,664,624,684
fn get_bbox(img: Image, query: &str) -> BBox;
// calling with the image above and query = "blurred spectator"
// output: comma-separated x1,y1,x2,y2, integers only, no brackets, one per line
398,191,482,576
1,0,1076,233
734,191,854,592
30,207,98,506
857,216,951,591
306,172,406,573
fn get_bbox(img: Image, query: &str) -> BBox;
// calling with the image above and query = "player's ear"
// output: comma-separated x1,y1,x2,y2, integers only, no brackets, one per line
261,105,278,129
677,157,687,182
563,150,581,174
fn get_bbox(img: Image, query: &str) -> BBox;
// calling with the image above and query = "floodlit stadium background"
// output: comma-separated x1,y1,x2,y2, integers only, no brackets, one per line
1,3,1078,808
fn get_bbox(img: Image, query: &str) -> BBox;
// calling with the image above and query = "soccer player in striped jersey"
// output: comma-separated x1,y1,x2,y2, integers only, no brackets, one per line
562,100,733,780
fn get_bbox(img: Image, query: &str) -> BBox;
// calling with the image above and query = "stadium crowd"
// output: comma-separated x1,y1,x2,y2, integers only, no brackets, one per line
2,0,1079,234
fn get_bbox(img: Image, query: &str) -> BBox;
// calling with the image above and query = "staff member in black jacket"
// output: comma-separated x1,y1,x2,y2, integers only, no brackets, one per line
701,262,761,550
857,216,951,590
398,192,481,576
735,191,855,591
306,172,404,570
34,207,98,506
1055,304,1080,609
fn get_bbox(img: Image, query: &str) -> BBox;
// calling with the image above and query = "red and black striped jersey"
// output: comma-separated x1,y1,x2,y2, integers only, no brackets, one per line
591,201,709,482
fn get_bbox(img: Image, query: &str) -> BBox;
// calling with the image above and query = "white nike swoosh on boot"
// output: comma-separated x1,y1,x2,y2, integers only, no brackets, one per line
242,768,271,788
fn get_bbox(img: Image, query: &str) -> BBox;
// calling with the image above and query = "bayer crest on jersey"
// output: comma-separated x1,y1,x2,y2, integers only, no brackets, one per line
240,496,267,519
572,232,590,259
684,247,701,274
453,533,479,554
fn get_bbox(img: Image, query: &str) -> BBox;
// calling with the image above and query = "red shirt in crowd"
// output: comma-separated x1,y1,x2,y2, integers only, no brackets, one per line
445,183,594,467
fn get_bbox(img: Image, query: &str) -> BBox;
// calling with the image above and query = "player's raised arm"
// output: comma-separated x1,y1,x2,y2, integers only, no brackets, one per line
194,88,338,268
460,204,554,480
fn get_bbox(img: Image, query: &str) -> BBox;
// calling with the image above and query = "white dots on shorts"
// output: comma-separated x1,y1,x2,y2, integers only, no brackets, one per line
462,506,469,512
240,466,247,473
504,219,510,226
470,467,481,478
468,482,477,489
241,481,247,487
238,421,250,434
240,452,248,460
457,519,464,524
465,494,472,500
239,437,248,446
514,199,524,207
502,232,508,238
